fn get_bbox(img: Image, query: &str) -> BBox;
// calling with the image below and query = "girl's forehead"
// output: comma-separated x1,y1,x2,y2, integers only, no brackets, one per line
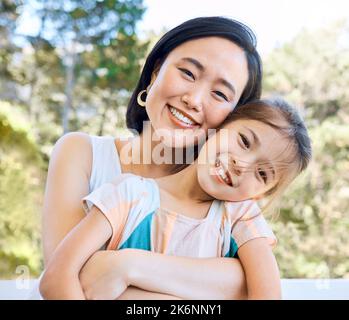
221,119,293,158
223,119,279,135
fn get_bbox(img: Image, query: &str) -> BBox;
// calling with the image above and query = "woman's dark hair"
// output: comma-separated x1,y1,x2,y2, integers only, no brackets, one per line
126,16,263,133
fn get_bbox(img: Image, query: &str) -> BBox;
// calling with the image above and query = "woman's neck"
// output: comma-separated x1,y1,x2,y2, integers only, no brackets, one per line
117,122,178,178
156,160,214,204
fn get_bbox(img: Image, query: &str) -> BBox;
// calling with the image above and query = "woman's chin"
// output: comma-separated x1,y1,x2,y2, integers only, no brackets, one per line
158,132,198,150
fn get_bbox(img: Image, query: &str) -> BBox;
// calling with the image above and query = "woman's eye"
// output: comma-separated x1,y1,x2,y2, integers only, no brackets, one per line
214,91,228,101
178,68,195,80
239,133,250,149
258,168,267,183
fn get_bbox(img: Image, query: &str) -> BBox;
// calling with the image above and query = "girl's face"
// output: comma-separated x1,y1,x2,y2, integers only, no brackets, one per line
197,119,293,202
145,37,249,148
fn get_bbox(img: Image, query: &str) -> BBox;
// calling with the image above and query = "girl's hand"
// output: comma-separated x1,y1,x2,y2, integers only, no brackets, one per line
79,250,130,300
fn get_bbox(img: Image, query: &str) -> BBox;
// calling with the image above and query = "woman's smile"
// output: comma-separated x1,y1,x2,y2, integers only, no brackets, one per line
144,37,249,148
166,104,200,129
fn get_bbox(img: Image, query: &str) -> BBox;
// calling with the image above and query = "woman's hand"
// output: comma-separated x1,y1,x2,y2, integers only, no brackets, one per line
79,250,130,300
80,250,183,300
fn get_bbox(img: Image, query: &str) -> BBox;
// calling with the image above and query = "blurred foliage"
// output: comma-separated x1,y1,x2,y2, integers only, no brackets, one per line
0,0,348,280
263,19,349,278
0,101,44,278
0,0,147,279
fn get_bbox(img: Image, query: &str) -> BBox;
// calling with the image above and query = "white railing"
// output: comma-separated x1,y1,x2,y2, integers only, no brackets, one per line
0,279,348,300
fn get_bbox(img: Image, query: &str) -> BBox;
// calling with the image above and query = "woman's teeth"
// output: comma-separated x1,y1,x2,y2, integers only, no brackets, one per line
215,159,232,186
169,106,195,125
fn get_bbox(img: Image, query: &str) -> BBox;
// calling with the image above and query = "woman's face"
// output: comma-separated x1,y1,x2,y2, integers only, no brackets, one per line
145,37,249,148
197,119,293,202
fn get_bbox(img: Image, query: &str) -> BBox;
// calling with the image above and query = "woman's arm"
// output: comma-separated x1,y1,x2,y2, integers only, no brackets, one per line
78,250,181,300
40,207,114,299
119,239,279,300
42,132,92,266
117,286,182,300
237,238,281,299
124,249,247,300
80,249,247,300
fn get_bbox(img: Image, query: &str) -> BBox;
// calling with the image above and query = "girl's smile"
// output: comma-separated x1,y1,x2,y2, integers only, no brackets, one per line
214,157,233,187
197,119,295,202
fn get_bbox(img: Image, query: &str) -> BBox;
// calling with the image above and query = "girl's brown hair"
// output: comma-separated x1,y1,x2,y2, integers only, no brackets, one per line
221,98,312,216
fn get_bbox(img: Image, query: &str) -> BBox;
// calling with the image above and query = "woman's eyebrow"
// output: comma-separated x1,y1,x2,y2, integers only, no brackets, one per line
181,57,205,71
180,57,236,95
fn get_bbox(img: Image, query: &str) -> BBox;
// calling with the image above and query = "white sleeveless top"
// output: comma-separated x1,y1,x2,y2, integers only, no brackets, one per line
89,135,122,192
28,134,122,300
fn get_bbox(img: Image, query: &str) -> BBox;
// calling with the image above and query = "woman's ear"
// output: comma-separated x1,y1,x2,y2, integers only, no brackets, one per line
150,62,161,86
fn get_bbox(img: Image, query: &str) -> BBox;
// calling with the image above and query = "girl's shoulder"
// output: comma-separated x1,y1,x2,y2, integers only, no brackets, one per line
222,200,277,250
223,199,261,222
117,174,159,204
83,173,159,227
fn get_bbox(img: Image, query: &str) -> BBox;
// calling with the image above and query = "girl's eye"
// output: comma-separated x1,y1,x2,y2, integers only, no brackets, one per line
239,133,250,149
178,68,195,80
258,168,267,184
213,91,228,101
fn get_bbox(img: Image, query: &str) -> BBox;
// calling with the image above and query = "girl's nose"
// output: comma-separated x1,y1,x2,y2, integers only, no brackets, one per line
230,158,244,176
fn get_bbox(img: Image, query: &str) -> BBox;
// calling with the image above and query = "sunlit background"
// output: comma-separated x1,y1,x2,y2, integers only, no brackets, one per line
0,0,348,280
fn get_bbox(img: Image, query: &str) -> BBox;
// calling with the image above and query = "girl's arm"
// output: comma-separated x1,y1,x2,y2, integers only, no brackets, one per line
39,206,114,300
237,238,281,299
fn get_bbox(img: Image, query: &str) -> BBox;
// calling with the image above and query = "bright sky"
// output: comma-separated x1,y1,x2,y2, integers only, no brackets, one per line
16,0,349,57
140,0,349,56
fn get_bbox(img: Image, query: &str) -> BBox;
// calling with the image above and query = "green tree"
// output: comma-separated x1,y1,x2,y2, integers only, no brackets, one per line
24,0,146,133
263,20,349,278
0,101,45,278
0,0,22,98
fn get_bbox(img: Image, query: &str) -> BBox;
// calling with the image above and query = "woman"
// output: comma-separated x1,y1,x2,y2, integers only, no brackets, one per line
41,16,262,299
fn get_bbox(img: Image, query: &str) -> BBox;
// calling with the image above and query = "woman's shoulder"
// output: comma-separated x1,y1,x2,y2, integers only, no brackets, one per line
54,131,92,151
51,132,92,170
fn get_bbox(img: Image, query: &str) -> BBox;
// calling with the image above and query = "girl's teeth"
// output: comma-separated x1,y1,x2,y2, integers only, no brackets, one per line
218,168,227,179
216,158,232,186
170,107,195,125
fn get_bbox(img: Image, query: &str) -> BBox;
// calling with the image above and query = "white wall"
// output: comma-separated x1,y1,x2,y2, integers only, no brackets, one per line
0,279,348,300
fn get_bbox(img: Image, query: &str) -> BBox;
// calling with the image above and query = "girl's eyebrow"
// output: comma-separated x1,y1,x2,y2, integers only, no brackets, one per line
180,57,236,96
244,126,260,147
267,164,276,182
244,126,276,181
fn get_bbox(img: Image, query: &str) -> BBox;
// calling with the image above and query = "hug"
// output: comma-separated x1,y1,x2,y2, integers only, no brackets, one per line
39,16,311,300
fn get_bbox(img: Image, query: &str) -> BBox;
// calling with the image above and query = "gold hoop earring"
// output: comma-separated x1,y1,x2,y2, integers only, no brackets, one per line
137,89,147,107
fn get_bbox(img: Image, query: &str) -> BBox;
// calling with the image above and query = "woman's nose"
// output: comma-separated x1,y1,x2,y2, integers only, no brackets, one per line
181,89,205,112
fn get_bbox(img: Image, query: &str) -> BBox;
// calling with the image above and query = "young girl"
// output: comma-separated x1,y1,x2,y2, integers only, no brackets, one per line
39,99,312,300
